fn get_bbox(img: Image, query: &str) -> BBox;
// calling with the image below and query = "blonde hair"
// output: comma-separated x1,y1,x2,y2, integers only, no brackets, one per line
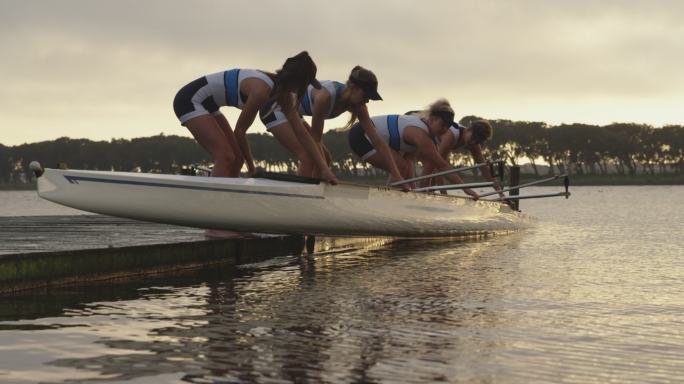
420,98,454,122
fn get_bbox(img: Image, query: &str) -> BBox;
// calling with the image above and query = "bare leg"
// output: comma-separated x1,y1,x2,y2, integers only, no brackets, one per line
214,113,243,177
365,150,408,177
269,122,315,176
184,115,235,177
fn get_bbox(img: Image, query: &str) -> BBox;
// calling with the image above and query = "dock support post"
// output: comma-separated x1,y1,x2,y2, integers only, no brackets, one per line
306,235,316,254
509,165,520,210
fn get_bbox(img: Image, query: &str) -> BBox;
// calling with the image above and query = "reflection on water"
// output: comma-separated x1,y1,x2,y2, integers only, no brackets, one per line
0,186,683,383
0,191,90,217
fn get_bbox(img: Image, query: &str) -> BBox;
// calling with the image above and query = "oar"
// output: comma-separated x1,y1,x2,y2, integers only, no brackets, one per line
478,173,568,198
414,182,493,193
486,191,571,201
390,162,487,187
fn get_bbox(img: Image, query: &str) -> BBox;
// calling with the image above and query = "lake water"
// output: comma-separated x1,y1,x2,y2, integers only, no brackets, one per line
0,186,682,383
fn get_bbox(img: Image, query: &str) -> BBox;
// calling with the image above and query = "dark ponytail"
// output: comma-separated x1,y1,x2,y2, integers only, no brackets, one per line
270,51,319,115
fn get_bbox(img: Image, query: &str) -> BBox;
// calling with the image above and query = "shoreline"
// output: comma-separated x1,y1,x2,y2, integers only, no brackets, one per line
2,174,683,191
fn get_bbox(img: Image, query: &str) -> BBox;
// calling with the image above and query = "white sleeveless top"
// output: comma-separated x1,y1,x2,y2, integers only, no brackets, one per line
298,80,346,118
368,115,432,153
204,68,274,109
446,123,467,148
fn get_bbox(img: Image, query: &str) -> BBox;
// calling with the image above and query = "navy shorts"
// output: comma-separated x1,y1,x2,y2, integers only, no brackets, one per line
348,123,376,160
259,99,289,130
173,77,221,124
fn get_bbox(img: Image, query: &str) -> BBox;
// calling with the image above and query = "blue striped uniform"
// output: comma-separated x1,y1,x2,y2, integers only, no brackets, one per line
348,114,434,160
173,68,274,124
260,80,346,130
299,81,346,118
369,114,430,153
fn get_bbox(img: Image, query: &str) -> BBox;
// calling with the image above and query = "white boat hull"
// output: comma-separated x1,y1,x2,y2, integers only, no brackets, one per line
37,169,533,237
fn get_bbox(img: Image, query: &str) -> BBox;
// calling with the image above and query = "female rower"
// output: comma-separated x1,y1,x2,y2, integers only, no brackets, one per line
259,66,405,187
422,119,505,198
173,51,337,184
348,99,479,198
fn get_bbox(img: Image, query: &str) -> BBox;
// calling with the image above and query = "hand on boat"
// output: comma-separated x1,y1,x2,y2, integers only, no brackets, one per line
388,175,411,192
249,167,264,177
465,189,479,200
321,169,338,185
494,187,506,199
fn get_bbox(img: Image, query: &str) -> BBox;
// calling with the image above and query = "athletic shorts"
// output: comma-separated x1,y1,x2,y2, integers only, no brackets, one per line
173,76,224,124
348,122,376,160
258,99,290,130
258,99,308,131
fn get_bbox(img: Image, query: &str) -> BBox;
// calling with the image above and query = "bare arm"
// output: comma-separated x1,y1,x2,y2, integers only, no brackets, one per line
283,94,338,185
419,132,455,188
356,105,406,188
469,143,504,196
302,119,331,165
233,90,269,175
405,127,479,199
302,120,332,178
310,89,330,142
404,152,416,183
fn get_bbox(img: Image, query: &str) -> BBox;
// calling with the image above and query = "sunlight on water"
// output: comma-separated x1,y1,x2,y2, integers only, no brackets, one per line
0,186,682,383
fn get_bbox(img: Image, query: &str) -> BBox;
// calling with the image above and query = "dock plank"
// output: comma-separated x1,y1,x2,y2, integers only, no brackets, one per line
0,215,205,255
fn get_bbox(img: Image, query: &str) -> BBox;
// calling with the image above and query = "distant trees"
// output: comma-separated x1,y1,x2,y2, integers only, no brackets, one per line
471,119,684,176
2,120,683,184
0,144,10,183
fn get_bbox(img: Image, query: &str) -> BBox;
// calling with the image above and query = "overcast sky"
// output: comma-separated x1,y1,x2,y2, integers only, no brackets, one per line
1,0,683,145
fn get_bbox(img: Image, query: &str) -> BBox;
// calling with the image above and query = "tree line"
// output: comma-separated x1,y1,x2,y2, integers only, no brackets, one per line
2,117,683,184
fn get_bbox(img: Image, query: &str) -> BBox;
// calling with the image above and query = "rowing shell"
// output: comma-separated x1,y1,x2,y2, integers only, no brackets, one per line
36,168,534,237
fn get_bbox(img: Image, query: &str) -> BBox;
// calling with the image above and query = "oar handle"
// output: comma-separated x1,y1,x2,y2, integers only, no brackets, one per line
488,191,571,201
414,181,493,193
479,173,568,198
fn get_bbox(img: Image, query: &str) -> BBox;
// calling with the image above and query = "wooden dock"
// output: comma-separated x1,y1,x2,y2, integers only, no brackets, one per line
0,215,206,255
0,215,390,295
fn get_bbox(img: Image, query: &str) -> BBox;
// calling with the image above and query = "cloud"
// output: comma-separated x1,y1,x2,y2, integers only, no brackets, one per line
1,0,683,145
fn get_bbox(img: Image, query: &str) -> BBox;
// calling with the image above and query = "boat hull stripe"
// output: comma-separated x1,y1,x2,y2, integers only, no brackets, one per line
62,175,325,199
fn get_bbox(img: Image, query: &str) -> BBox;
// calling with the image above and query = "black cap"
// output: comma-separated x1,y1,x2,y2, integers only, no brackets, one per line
349,66,382,100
